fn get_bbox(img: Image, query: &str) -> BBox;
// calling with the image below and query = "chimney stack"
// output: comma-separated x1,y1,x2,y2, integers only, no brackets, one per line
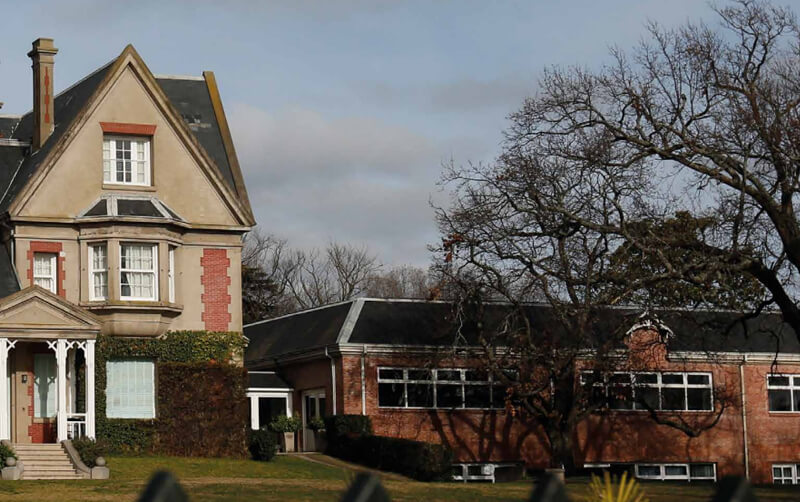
28,38,58,150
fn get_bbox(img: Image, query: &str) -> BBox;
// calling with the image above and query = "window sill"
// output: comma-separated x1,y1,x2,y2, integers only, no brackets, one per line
102,183,156,192
81,300,183,313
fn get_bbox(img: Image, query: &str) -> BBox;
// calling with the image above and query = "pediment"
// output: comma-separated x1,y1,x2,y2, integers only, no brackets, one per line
0,286,101,332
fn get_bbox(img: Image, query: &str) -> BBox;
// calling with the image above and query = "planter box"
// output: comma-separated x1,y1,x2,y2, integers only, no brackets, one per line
313,431,327,453
279,432,296,453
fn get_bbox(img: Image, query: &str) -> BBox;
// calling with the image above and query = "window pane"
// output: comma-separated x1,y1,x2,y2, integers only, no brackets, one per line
105,359,155,419
637,465,661,477
665,465,688,476
768,376,790,387
687,388,712,411
635,373,657,384
378,382,404,407
437,370,461,382
690,464,715,479
437,384,462,408
635,386,659,410
407,369,432,381
662,374,684,385
378,368,403,380
465,370,488,382
687,374,710,385
465,384,492,408
609,383,633,410
406,383,433,407
769,389,792,411
661,387,686,410
610,374,632,384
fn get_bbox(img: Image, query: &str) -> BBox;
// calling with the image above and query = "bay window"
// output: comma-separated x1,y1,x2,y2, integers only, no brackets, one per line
120,243,158,301
103,136,150,185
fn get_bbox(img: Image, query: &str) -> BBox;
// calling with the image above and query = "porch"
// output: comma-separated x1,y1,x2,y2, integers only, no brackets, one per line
0,287,102,443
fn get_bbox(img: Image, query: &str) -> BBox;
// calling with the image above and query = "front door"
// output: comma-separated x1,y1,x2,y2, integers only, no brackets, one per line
302,390,326,451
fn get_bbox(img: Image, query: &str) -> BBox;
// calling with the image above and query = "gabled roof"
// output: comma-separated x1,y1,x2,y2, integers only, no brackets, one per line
0,46,253,223
243,298,800,366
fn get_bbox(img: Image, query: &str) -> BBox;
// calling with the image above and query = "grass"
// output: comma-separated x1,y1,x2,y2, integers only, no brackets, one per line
0,455,797,502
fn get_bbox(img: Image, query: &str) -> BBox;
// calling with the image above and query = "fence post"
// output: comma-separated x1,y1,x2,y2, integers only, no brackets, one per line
529,472,570,502
710,476,758,502
137,471,189,502
340,473,391,502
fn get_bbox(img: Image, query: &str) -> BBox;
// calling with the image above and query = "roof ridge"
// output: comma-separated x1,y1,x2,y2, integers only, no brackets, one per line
336,298,365,344
154,74,205,81
243,299,356,328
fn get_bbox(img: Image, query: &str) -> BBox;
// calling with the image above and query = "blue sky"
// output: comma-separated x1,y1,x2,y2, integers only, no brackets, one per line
0,0,719,267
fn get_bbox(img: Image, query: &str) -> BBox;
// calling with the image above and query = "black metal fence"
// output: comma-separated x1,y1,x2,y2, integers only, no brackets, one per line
137,471,761,502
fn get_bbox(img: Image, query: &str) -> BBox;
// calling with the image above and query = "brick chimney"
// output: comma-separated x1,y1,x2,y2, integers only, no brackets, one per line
28,38,58,150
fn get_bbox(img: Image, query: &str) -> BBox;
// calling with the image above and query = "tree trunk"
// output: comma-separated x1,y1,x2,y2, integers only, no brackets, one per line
547,427,576,475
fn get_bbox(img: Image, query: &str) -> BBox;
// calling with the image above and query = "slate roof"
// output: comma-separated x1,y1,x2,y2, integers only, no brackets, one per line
248,371,291,390
0,245,20,299
244,298,800,366
0,116,21,138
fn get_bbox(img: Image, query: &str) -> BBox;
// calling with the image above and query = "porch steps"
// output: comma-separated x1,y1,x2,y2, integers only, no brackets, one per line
13,444,85,480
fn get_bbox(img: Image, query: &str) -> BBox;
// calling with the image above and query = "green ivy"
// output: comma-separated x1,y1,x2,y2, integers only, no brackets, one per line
95,330,246,455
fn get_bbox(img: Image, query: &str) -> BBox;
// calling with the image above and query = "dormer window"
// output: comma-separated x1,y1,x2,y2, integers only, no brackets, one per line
103,136,150,185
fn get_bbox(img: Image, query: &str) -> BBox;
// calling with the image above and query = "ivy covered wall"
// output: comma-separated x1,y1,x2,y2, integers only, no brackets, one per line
95,331,248,457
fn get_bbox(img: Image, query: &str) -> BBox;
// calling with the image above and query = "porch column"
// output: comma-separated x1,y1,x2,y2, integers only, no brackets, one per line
56,339,67,441
250,395,259,430
85,340,96,439
0,338,15,441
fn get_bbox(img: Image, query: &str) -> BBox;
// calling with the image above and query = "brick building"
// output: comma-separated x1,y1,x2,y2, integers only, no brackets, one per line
244,298,800,485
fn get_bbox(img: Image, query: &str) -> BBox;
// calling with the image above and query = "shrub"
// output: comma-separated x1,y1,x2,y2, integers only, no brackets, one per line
308,416,325,431
332,434,452,481
324,415,373,438
269,414,302,433
0,443,16,466
97,419,156,454
249,429,277,461
72,438,107,468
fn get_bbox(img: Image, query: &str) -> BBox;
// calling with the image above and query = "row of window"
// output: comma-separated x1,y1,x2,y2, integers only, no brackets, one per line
634,463,716,481
580,372,714,412
377,368,515,410
34,358,155,419
774,464,800,485
34,242,175,302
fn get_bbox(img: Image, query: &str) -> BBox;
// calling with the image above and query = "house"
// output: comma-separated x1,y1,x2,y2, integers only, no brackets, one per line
0,38,254,454
244,297,800,485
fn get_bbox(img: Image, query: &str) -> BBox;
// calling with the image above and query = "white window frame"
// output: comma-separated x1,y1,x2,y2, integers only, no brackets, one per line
105,359,156,419
580,371,714,412
32,252,57,294
119,242,159,301
168,246,175,303
766,374,800,413
376,367,513,410
103,135,151,186
88,243,108,301
773,464,800,484
635,463,716,482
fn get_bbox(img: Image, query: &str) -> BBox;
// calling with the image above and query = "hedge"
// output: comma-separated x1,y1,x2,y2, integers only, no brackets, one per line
324,415,451,481
95,331,247,456
72,438,107,468
248,429,278,461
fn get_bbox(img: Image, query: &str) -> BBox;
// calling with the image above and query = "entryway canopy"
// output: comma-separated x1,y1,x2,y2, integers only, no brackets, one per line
0,286,102,442
247,371,292,431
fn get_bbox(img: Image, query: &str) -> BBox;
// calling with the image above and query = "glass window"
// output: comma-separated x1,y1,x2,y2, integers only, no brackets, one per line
377,367,504,410
103,136,150,185
636,465,661,478
436,383,462,408
168,246,175,303
767,375,800,412
583,371,712,412
120,243,158,300
406,383,433,407
33,252,57,293
33,353,56,418
106,359,155,419
690,464,715,480
377,382,404,407
664,465,688,477
89,243,108,300
773,465,798,485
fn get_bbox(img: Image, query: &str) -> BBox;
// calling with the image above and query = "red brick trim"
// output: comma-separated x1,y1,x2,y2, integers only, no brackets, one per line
100,122,157,136
27,241,65,298
200,248,231,331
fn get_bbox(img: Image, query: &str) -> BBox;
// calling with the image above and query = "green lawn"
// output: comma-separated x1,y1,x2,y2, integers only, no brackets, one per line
0,455,797,502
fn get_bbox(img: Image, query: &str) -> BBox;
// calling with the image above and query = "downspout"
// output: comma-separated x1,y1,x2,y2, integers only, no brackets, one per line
361,346,367,415
325,346,337,415
739,356,750,479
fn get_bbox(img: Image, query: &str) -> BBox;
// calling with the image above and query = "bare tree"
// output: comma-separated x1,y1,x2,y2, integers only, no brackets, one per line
364,265,435,299
241,230,297,324
433,0,780,471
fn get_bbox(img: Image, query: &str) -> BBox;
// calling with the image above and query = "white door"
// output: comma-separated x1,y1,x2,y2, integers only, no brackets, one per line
302,390,326,451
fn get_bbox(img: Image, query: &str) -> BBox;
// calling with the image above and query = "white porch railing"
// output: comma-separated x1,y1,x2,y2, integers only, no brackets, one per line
67,413,87,440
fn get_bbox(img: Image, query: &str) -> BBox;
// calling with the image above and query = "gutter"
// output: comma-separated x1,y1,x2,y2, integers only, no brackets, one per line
739,356,750,479
325,346,337,415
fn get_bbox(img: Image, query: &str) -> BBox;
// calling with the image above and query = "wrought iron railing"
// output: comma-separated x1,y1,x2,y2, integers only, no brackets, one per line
136,471,763,502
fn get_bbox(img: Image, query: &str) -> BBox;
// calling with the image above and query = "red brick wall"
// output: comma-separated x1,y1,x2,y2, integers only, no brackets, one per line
200,248,231,331
26,241,65,297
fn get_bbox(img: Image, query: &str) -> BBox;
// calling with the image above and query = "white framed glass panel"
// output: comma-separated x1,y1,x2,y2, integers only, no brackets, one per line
767,375,800,412
103,136,151,186
581,371,713,412
89,243,108,300
120,243,158,300
106,359,155,419
33,353,56,418
33,252,57,293
168,246,175,303
772,464,799,484
376,367,506,410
